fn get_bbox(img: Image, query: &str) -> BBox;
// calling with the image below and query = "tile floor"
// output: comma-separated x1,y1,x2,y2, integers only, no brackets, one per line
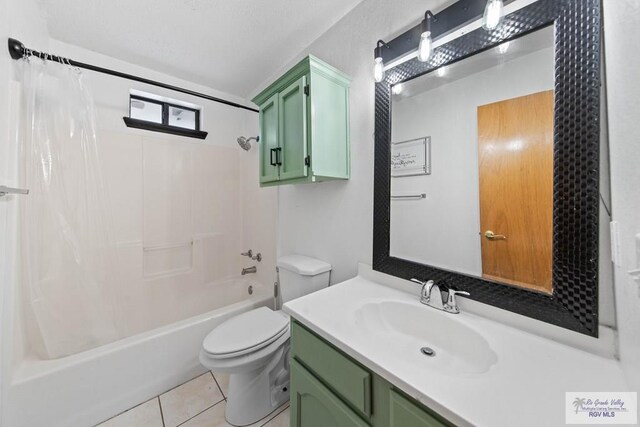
97,372,289,427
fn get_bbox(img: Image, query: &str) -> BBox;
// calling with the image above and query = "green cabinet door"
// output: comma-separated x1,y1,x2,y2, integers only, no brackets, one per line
259,93,279,183
291,360,369,427
278,76,308,181
389,390,452,427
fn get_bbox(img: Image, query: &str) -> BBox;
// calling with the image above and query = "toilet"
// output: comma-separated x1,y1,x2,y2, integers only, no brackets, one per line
199,254,331,426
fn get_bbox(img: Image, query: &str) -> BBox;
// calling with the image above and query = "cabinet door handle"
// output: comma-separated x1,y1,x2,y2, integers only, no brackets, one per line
276,147,283,166
270,148,277,166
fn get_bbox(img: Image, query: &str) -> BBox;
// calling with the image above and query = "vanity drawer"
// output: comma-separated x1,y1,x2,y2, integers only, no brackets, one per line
291,321,372,418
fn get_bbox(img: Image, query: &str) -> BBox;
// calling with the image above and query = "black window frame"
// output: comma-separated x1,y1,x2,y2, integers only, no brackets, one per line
123,94,208,140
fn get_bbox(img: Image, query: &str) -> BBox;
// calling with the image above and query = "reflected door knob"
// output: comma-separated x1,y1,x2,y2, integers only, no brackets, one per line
484,230,507,240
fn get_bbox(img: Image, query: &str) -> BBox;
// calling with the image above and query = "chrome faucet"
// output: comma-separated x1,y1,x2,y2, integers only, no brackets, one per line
410,278,470,314
242,266,257,275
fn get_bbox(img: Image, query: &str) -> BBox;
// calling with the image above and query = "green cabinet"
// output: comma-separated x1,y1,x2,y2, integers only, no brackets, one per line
252,56,351,187
290,321,454,427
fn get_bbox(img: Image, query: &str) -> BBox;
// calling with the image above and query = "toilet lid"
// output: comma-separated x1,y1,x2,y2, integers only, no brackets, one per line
202,307,288,357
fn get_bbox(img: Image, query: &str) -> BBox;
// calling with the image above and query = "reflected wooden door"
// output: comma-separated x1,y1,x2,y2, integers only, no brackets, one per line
478,90,554,293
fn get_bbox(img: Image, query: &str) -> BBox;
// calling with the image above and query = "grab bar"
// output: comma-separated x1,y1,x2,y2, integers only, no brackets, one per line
0,185,29,197
391,193,426,200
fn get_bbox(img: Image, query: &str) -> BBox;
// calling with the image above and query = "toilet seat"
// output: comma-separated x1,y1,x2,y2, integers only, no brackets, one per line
202,307,288,359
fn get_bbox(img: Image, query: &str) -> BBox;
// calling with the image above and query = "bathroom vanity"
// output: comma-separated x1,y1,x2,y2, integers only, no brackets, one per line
283,266,630,427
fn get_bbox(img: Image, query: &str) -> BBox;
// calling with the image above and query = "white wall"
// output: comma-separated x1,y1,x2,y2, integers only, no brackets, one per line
390,47,554,277
252,0,451,285
603,0,640,391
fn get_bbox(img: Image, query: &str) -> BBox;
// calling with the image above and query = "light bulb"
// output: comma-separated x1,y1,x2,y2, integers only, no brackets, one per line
497,41,510,54
374,57,385,83
417,31,433,62
391,83,403,95
482,0,504,31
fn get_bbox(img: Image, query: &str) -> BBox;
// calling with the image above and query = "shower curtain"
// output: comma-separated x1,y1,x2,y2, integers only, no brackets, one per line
20,57,122,358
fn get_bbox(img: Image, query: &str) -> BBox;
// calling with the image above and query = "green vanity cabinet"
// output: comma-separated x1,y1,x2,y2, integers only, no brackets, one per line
290,321,454,427
252,56,351,187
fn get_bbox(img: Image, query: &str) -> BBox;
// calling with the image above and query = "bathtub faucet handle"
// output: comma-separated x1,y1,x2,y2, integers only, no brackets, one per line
241,249,253,258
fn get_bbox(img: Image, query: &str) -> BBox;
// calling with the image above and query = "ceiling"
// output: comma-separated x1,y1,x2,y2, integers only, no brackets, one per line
38,0,364,98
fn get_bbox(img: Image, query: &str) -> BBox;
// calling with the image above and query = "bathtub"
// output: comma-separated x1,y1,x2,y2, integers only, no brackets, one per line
4,278,272,427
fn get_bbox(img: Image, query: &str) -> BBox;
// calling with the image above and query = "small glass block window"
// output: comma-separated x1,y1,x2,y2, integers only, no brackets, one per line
129,97,163,124
129,95,201,131
168,106,197,130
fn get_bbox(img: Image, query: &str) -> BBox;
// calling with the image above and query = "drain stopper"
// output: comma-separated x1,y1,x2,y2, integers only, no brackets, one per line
420,347,436,357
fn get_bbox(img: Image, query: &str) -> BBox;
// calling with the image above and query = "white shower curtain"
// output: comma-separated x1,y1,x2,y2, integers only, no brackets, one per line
20,57,122,358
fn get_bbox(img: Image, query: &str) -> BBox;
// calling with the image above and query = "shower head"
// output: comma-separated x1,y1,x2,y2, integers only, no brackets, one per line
237,136,259,151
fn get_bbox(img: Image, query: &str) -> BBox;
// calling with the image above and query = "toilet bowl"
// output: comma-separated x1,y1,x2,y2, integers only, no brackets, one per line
199,307,290,426
200,254,331,426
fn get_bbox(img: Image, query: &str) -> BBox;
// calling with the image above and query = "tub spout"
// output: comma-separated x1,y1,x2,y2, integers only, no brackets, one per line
242,266,257,275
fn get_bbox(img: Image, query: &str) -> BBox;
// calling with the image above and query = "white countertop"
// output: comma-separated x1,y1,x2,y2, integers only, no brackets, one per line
283,274,630,427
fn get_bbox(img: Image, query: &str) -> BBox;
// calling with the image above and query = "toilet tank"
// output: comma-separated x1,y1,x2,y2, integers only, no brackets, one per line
277,255,331,303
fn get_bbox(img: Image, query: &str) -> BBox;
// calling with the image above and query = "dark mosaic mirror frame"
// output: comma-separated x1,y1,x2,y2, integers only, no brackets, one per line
373,0,601,336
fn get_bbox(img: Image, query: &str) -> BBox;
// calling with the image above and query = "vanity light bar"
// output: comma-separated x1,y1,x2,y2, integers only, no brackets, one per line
383,0,539,71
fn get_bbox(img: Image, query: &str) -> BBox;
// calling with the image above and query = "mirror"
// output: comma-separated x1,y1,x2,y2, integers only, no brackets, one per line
375,0,602,336
390,26,555,294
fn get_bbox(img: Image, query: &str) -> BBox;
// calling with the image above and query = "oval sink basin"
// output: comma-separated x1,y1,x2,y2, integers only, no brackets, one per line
353,301,497,375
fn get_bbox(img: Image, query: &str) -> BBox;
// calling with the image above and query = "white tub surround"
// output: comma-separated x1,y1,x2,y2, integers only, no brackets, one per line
283,269,630,427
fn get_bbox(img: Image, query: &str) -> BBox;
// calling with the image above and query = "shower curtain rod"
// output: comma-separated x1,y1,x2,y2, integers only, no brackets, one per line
7,38,259,113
